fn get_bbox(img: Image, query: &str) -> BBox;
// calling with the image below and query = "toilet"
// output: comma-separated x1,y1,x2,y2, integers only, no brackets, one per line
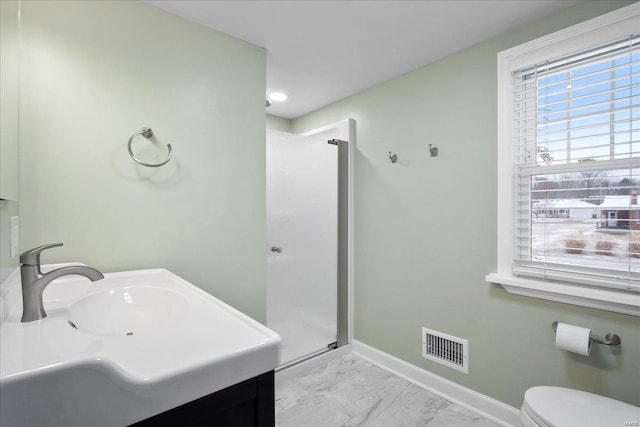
520,386,640,427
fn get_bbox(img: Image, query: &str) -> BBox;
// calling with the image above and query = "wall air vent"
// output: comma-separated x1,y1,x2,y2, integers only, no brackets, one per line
422,327,468,374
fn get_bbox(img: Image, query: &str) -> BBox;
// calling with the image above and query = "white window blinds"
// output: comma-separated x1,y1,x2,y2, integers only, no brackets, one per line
512,34,640,291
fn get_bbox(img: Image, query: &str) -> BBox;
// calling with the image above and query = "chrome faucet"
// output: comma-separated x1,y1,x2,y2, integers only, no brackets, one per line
20,243,104,322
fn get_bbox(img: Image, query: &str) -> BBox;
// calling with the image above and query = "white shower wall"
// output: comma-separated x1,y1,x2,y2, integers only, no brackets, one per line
266,130,338,365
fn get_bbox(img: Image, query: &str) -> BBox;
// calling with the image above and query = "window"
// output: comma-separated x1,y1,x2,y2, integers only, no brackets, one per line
487,4,640,316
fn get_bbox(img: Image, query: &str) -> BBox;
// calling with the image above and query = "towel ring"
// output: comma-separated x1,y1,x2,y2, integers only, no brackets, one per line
127,127,173,167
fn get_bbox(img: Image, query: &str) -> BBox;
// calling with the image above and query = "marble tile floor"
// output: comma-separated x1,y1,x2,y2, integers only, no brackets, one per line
275,354,501,427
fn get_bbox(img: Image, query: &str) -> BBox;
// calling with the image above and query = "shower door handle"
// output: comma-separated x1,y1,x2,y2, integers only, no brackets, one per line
271,246,283,253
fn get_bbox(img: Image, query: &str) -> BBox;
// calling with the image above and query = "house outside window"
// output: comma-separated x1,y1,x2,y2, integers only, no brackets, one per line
487,4,640,316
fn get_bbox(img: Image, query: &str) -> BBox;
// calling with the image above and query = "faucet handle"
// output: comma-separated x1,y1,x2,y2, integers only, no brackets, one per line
20,243,63,266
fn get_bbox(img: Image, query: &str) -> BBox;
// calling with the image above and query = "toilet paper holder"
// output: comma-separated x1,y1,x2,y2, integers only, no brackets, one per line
552,321,621,346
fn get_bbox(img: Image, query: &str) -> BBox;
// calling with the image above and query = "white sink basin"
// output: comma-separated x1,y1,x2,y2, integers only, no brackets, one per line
0,269,281,427
68,286,188,336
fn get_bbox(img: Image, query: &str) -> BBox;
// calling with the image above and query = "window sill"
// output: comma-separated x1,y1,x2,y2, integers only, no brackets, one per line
485,273,640,316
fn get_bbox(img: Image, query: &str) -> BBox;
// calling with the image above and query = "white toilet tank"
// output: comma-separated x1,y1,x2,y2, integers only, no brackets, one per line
520,386,640,427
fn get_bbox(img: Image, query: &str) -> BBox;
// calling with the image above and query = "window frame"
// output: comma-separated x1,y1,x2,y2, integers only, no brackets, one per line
486,3,640,316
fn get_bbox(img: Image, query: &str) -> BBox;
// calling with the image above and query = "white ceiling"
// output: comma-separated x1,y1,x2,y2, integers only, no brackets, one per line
146,0,581,119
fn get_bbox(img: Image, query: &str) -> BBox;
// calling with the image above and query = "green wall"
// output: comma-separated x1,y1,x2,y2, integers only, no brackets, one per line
292,1,640,407
0,1,20,326
0,0,20,201
266,114,292,132
19,1,267,322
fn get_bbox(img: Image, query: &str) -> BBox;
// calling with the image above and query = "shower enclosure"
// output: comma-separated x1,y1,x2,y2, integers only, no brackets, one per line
266,120,352,368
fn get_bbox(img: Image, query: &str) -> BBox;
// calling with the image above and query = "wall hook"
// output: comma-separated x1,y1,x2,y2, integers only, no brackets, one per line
429,144,438,157
388,152,398,163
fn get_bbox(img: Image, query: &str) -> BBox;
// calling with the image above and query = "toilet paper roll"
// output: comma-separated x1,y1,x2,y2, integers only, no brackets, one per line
555,322,592,356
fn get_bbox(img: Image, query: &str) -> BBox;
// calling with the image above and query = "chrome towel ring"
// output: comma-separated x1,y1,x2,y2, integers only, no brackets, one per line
127,127,173,167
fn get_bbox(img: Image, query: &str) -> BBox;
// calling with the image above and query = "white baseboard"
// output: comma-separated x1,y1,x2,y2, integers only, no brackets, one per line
352,340,520,427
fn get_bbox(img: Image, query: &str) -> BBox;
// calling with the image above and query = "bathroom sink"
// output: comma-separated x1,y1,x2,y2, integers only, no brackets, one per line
0,268,281,427
67,286,188,335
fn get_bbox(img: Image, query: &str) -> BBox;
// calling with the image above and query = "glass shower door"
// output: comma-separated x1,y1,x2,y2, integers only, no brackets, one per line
266,130,338,366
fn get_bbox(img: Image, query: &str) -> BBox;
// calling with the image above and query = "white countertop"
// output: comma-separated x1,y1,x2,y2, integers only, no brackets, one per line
0,268,281,426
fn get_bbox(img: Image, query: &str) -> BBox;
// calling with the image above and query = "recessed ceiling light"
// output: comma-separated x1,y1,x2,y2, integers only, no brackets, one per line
268,92,288,102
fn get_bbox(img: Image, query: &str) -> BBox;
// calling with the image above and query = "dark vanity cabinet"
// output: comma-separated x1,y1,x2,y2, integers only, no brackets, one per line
131,371,275,427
